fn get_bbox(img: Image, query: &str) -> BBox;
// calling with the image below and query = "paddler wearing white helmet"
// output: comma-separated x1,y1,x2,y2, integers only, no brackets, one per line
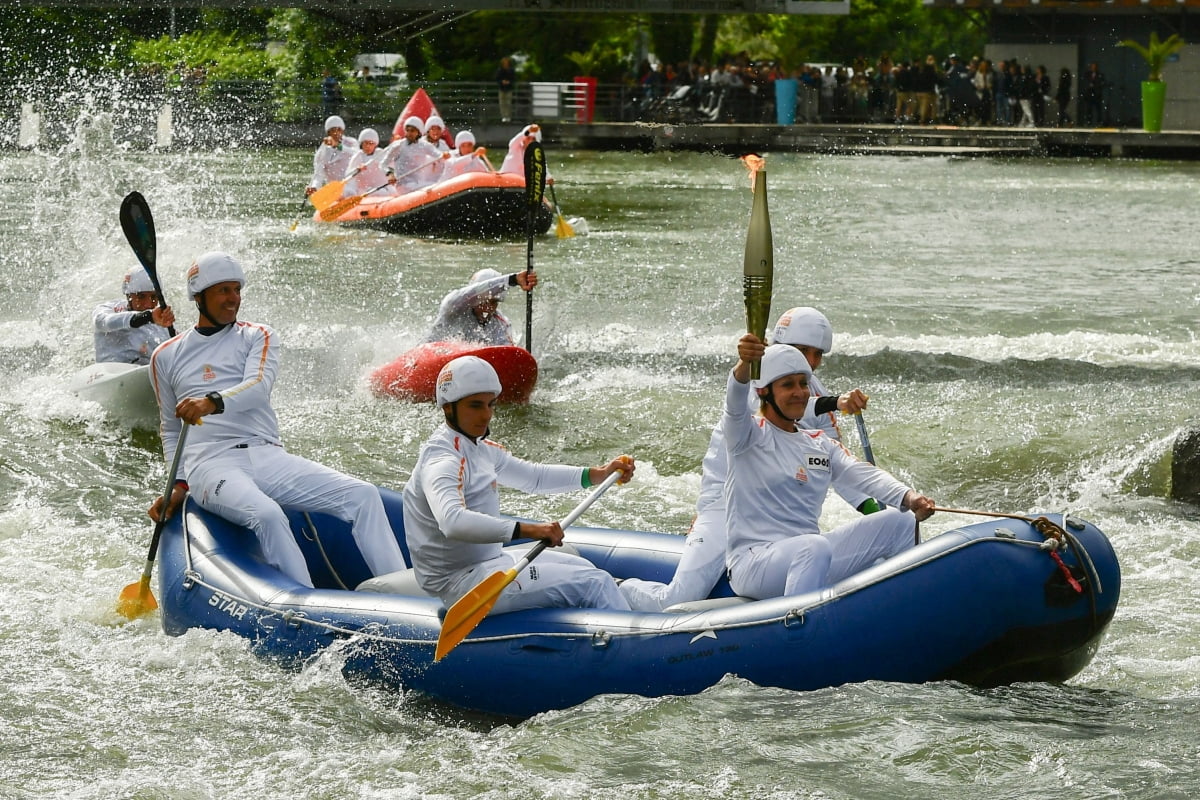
305,114,359,197
381,114,447,191
91,265,175,365
619,307,873,612
443,130,491,179
147,251,408,589
423,114,452,153
400,354,635,614
499,123,543,176
420,266,538,347
343,127,396,197
721,332,936,602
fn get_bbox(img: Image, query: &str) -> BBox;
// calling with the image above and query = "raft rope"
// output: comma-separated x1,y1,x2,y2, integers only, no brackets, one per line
179,507,1104,654
300,512,349,591
933,505,1104,631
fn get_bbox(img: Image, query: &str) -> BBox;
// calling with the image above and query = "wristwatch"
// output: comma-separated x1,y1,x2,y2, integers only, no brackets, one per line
205,391,225,414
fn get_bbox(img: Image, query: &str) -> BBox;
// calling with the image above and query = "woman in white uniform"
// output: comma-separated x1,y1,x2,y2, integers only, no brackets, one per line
402,356,633,613
722,336,935,600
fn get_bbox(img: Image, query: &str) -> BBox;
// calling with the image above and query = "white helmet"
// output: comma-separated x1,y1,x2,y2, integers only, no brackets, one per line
772,307,833,354
358,127,379,144
469,268,507,301
752,344,813,391
187,251,245,300
324,115,346,132
403,115,426,135
122,267,155,295
454,130,475,149
425,115,445,131
436,356,502,406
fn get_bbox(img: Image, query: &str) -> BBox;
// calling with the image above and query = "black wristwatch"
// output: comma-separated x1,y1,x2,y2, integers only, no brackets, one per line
205,391,225,414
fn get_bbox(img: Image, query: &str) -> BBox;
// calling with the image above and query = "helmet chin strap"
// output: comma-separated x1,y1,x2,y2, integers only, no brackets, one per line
195,292,234,329
444,403,489,442
761,388,800,429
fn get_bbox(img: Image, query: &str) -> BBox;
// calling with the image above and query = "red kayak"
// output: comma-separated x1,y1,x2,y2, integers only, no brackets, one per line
370,342,538,404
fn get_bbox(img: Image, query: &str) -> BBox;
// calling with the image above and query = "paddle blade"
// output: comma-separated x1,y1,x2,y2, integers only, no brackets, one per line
119,192,157,273
555,213,576,238
318,194,363,222
524,141,547,210
116,575,158,620
309,179,346,211
435,567,518,661
741,155,773,380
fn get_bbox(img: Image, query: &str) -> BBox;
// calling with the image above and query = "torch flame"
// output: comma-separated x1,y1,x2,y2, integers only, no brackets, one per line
741,154,765,190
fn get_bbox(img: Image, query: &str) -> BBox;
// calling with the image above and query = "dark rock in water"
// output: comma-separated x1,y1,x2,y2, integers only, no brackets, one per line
1171,429,1200,503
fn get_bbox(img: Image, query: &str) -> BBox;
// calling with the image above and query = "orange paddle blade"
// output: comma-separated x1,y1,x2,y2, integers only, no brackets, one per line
434,567,518,661
116,575,158,620
309,179,346,211
318,194,364,222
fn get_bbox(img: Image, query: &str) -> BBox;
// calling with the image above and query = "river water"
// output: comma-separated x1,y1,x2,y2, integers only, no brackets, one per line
1,114,1199,798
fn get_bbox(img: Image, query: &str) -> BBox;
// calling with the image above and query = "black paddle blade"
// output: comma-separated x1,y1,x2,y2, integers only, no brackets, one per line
524,141,546,210
119,191,157,275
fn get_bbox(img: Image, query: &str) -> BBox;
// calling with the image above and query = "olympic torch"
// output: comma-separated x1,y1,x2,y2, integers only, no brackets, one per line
741,155,772,380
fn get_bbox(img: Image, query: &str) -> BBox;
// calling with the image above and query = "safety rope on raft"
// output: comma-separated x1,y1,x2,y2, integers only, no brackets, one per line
932,504,1105,635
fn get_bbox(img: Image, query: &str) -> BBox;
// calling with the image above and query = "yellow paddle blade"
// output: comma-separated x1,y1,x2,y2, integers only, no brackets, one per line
309,179,346,211
318,194,364,222
434,567,518,661
555,213,576,238
116,575,158,620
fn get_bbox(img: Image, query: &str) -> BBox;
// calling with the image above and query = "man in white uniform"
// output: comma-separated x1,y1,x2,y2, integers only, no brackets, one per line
402,355,633,613
305,115,358,197
723,337,935,599
92,267,174,365
148,251,407,588
619,307,872,611
421,268,537,346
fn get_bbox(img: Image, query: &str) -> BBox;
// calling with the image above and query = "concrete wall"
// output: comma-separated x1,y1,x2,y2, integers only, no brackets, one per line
1163,45,1200,130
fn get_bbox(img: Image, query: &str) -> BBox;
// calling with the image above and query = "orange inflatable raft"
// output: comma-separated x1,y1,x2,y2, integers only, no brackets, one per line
370,342,538,404
318,171,554,238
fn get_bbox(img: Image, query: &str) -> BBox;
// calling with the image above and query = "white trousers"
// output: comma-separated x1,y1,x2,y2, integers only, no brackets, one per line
728,507,915,600
442,549,630,614
619,503,727,612
187,444,408,588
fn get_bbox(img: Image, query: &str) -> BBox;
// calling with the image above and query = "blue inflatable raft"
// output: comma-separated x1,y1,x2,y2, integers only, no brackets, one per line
156,489,1120,718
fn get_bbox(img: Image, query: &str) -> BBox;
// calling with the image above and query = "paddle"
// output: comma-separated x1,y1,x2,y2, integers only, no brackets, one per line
741,155,772,380
287,198,310,232
547,181,576,238
434,470,621,662
318,181,392,222
317,158,445,223
118,191,176,337
308,176,351,211
854,413,876,465
522,141,547,352
116,422,191,620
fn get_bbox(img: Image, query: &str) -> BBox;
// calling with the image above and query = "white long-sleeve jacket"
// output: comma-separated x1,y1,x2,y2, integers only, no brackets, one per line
92,299,171,365
402,423,586,597
149,321,281,481
308,138,358,191
721,370,911,557
421,273,516,346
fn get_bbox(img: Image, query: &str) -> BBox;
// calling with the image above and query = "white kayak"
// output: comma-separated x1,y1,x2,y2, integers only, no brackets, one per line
69,362,158,428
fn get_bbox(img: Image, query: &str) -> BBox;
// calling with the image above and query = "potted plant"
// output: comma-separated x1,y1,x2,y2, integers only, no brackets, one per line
565,48,602,124
1118,32,1186,132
